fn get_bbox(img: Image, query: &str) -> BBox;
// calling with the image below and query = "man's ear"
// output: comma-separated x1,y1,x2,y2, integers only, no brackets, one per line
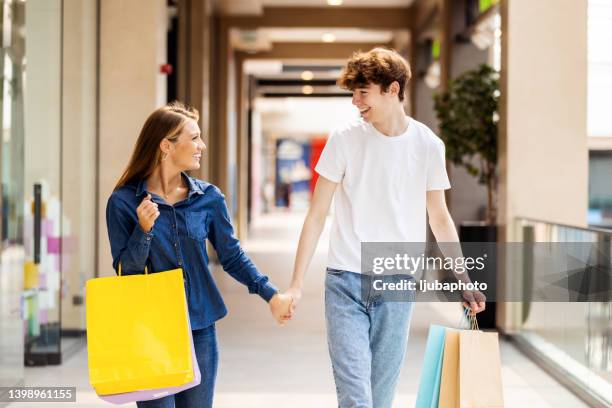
388,81,400,97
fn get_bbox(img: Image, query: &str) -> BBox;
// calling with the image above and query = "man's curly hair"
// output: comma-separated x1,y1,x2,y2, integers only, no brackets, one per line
337,47,412,102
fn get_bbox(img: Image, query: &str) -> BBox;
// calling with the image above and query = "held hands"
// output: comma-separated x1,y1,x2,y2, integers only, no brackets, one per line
268,286,302,326
268,292,294,326
137,194,160,233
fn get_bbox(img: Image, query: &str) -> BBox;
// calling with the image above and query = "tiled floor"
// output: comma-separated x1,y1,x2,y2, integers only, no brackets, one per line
14,212,590,407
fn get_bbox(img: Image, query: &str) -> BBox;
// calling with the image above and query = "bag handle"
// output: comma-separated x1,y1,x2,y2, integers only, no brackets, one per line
117,262,149,277
460,306,480,331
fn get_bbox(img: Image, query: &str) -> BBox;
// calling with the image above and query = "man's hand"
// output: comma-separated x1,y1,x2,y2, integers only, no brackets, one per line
285,286,302,317
461,289,486,316
268,293,293,326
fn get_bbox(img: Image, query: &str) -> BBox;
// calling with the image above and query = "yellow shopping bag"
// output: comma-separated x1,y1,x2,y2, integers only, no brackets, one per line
86,265,193,395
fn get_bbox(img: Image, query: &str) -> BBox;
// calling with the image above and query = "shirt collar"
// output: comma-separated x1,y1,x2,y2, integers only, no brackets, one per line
135,172,205,198
185,173,205,197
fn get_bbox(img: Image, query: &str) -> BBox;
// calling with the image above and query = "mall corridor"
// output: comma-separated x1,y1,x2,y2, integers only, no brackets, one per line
1,0,610,407
14,212,588,408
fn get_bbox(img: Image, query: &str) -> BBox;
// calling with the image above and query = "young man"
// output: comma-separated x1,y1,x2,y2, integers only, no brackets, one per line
283,48,486,407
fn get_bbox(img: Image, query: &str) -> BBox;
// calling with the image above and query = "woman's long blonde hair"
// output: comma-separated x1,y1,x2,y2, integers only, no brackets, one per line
114,101,199,191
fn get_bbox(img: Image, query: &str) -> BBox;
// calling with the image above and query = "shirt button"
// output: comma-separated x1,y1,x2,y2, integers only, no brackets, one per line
174,242,178,247
178,261,183,266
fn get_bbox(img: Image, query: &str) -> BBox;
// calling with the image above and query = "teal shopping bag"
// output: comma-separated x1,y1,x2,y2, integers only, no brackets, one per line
415,325,447,408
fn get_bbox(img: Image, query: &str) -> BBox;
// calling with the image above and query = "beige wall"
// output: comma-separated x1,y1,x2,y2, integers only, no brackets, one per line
61,0,97,330
25,0,61,196
499,0,588,236
98,0,167,277
178,0,213,183
498,0,588,331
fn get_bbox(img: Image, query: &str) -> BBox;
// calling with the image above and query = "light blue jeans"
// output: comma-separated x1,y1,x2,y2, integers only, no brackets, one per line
325,268,415,408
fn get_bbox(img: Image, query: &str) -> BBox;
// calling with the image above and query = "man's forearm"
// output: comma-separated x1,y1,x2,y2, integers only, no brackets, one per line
290,213,326,288
429,211,459,242
429,214,471,283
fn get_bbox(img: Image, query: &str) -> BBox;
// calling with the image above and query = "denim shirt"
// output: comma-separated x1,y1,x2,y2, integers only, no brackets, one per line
106,173,278,330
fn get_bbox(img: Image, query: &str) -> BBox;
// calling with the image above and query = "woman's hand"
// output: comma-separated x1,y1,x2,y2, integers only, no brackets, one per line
137,194,159,233
269,293,293,326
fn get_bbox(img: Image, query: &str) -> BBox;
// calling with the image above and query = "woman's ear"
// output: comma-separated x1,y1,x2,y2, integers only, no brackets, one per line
159,139,172,154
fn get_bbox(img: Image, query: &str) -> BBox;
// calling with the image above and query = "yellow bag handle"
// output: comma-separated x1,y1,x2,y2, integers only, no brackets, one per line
117,262,149,276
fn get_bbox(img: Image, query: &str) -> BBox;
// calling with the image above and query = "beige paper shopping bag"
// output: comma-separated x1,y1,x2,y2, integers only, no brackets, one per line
438,330,460,408
459,330,504,407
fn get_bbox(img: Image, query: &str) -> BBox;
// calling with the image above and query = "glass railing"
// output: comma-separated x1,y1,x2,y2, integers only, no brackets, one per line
513,218,611,407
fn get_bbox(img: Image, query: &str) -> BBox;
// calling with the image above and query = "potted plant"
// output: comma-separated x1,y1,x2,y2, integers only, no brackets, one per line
433,63,500,327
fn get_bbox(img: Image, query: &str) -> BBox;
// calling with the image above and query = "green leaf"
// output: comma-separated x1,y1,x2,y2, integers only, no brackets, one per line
433,64,499,219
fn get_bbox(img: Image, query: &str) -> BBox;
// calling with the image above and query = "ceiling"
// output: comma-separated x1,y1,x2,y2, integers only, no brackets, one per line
216,0,416,15
262,0,415,7
236,27,395,45
230,27,409,53
220,0,415,97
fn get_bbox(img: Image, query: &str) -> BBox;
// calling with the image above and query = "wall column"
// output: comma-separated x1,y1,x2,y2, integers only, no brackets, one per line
97,0,167,276
498,0,588,329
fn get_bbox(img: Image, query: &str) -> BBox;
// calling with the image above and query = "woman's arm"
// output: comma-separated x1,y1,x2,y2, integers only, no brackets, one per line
207,187,278,301
208,188,292,324
106,194,156,275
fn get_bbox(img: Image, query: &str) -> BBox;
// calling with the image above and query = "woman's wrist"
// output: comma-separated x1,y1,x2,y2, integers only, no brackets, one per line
262,286,279,303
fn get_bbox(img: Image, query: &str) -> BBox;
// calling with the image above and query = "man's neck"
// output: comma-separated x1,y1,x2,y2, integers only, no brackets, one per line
372,105,409,137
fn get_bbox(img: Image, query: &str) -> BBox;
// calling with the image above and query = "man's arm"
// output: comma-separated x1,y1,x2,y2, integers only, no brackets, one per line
426,190,486,315
285,176,337,313
426,190,460,241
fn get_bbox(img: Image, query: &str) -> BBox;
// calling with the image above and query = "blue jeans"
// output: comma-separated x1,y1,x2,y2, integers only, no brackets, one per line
325,269,415,408
136,324,219,408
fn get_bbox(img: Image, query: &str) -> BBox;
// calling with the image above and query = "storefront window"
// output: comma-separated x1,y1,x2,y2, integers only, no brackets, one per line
0,0,97,374
0,0,26,387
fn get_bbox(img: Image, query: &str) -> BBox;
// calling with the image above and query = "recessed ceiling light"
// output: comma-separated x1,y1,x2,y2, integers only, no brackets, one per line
327,0,343,5
322,33,336,43
301,70,314,81
302,85,314,95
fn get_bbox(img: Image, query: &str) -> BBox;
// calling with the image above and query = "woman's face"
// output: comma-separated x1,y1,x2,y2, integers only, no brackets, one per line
165,119,206,171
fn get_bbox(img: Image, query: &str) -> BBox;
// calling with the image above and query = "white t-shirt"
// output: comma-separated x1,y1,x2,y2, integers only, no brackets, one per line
315,116,451,273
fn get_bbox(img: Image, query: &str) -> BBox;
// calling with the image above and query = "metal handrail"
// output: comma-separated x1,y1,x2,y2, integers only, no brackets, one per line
516,216,612,237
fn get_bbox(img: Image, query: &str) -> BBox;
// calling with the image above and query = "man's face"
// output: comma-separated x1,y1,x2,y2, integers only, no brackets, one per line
351,82,398,123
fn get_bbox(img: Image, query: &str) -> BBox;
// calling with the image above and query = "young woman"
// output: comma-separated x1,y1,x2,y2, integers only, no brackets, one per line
106,102,292,408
